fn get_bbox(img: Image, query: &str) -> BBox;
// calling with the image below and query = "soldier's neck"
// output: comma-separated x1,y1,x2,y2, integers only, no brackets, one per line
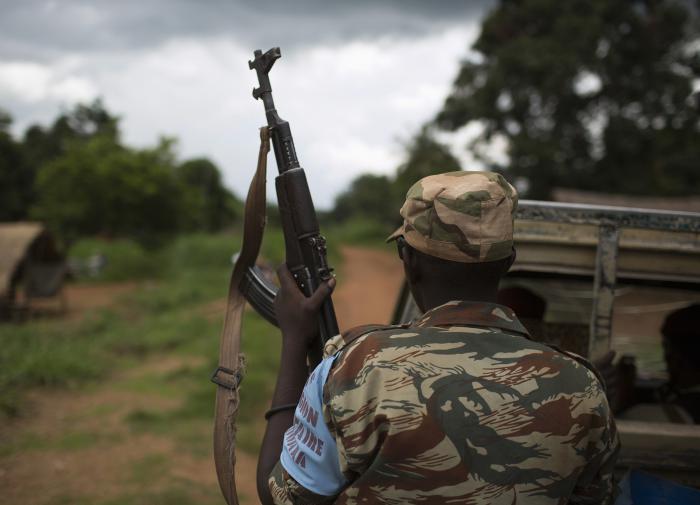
418,284,499,312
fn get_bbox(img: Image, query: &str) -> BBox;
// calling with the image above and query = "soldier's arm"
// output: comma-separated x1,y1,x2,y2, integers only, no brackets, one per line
569,392,621,504
257,345,308,505
256,266,335,505
266,353,347,505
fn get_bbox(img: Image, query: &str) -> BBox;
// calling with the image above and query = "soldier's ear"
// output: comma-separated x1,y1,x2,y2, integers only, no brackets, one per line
402,243,422,285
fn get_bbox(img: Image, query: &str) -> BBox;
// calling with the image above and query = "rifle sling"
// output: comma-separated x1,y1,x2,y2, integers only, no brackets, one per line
213,126,270,505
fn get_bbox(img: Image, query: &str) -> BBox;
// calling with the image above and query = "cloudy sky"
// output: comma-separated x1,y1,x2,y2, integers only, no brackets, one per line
0,0,495,208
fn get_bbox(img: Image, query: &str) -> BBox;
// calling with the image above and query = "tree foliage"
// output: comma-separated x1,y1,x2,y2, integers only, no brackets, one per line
436,0,700,198
332,128,461,225
177,157,239,232
0,100,239,243
393,127,462,204
33,136,186,243
0,111,32,221
333,174,395,224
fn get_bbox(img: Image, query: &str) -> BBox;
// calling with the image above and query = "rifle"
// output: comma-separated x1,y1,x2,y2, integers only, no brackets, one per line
244,47,340,362
212,47,339,505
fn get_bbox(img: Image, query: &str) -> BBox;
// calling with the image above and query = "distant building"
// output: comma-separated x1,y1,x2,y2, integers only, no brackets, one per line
0,223,66,318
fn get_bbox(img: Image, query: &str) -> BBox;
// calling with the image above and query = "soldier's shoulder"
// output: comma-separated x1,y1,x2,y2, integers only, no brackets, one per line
547,343,606,387
323,322,423,358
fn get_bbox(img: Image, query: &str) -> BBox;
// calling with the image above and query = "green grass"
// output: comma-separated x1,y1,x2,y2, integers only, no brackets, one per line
0,216,393,414
1,232,248,414
68,231,245,282
325,217,395,249
1,219,387,442
121,309,281,455
66,218,385,285
69,238,167,282
0,221,393,505
0,430,122,457
0,220,389,417
47,485,222,505
0,231,289,464
129,453,169,485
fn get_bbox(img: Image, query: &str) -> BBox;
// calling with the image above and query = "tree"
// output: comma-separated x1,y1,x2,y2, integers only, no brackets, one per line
333,174,395,224
177,157,239,231
33,135,186,244
22,99,118,173
393,128,462,205
436,0,700,198
0,110,32,220
332,128,461,225
5,99,240,242
1,99,122,219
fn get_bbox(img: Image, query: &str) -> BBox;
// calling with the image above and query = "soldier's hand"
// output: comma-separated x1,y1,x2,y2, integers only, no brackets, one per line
274,265,335,352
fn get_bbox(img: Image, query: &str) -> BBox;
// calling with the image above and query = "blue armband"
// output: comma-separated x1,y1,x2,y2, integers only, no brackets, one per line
280,356,346,496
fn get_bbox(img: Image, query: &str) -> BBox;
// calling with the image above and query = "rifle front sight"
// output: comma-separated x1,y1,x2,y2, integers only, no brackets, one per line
249,47,280,100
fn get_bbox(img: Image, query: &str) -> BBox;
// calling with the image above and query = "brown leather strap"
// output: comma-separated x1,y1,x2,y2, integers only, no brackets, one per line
213,126,270,505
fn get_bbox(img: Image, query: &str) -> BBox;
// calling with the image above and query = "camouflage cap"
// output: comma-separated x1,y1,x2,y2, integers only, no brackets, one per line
387,171,518,263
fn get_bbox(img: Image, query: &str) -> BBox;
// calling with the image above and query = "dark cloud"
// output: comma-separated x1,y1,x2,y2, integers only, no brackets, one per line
0,0,494,60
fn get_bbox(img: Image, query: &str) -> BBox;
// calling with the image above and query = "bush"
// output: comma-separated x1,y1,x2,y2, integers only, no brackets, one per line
69,238,166,281
33,136,186,244
326,218,394,248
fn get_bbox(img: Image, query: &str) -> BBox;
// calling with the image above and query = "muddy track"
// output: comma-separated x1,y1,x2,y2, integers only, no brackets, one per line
333,245,404,331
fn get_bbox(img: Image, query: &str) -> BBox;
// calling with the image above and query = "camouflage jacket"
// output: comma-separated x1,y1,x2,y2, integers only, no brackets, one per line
270,300,620,504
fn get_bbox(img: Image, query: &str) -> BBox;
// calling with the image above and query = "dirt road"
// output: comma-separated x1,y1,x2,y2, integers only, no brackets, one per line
0,246,404,505
333,245,404,330
236,245,403,501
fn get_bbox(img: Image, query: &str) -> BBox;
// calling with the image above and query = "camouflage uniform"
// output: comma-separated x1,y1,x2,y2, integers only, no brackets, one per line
269,172,620,504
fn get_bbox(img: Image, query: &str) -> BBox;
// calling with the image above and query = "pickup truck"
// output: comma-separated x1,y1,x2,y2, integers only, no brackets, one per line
393,201,700,489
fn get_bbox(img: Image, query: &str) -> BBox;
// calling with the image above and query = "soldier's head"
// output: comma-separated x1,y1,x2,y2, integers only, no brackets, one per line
388,171,518,311
661,304,700,389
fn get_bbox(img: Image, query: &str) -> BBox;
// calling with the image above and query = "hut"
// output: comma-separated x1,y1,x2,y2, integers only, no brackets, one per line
0,222,66,317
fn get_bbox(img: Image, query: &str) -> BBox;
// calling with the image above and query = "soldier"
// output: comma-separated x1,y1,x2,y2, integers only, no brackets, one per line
619,304,700,424
257,171,620,505
661,304,700,423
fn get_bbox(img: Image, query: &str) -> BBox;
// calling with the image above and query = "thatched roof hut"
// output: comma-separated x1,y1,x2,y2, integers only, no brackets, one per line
0,222,65,309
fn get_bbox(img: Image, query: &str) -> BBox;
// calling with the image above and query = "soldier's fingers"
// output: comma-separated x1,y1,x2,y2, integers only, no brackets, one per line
305,277,336,311
276,264,294,287
593,350,615,374
600,350,615,366
276,264,302,296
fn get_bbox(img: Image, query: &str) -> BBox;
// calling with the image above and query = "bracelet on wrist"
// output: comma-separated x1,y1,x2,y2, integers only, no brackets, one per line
264,403,298,420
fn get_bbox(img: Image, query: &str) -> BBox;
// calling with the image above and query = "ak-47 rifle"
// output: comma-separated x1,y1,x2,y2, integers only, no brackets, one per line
243,47,339,361
212,47,340,505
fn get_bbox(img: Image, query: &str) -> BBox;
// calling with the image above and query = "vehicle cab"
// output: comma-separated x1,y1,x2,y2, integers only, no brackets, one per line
393,201,700,489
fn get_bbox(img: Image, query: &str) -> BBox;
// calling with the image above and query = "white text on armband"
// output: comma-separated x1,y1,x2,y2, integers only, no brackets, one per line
283,393,325,468
279,356,347,495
